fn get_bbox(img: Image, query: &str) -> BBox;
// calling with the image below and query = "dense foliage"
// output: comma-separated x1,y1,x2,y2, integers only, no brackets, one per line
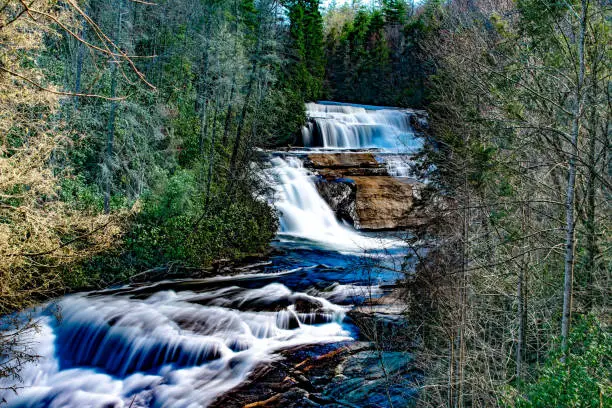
323,0,432,106
390,0,610,406
0,1,123,315
285,0,326,101
515,315,610,408
0,0,329,312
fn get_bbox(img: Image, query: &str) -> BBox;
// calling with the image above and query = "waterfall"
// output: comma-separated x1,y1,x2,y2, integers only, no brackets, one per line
302,102,422,151
264,156,403,252
1,101,417,408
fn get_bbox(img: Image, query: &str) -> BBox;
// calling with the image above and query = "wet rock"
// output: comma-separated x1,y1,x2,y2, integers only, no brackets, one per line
211,342,419,408
276,310,301,330
314,179,357,225
314,174,429,230
350,176,425,230
293,297,325,314
316,167,389,178
242,389,314,408
307,153,388,179
323,351,419,407
306,153,382,169
293,296,334,325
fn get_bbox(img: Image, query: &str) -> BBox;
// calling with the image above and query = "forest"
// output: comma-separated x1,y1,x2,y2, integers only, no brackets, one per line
0,0,610,407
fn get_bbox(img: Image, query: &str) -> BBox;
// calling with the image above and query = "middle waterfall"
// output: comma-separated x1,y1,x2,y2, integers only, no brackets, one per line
264,156,404,252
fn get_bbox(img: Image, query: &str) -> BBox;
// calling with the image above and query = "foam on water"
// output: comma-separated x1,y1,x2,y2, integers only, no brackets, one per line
0,284,350,408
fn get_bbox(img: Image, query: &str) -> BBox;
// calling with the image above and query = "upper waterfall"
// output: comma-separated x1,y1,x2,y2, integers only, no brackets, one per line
301,102,422,151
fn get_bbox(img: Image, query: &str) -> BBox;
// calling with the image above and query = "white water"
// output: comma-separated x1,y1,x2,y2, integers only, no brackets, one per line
302,102,422,151
264,156,403,252
378,154,416,178
0,285,350,408
1,101,418,408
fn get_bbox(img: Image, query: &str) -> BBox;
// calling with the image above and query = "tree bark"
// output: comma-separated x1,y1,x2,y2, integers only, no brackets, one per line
221,0,240,146
561,0,587,355
228,59,257,180
104,0,123,214
73,9,87,111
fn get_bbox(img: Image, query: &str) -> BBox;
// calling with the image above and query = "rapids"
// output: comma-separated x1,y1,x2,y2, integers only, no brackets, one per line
0,102,421,408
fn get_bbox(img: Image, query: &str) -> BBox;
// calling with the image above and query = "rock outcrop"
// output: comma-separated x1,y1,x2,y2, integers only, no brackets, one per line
211,295,421,408
306,153,429,230
306,152,381,169
350,175,426,230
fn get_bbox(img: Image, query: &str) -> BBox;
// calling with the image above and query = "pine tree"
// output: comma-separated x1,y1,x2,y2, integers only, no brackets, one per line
286,0,325,101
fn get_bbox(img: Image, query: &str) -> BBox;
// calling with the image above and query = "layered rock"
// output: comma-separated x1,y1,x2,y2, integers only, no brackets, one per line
306,152,381,169
350,176,426,230
306,153,428,230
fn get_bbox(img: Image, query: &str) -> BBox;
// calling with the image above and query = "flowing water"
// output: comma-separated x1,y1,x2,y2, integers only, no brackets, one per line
302,101,422,151
0,102,421,408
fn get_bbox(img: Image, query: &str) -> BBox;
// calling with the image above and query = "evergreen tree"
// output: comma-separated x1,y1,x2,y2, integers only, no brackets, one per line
285,0,325,101
324,1,427,106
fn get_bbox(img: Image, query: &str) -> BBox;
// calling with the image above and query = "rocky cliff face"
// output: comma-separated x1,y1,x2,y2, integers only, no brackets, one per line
307,153,428,230
350,176,426,230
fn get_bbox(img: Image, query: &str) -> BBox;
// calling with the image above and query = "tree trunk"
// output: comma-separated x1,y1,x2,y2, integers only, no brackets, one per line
197,39,211,162
221,0,240,146
516,264,524,380
561,0,587,355
203,62,223,214
73,10,87,111
228,60,257,181
104,0,123,214
583,49,600,311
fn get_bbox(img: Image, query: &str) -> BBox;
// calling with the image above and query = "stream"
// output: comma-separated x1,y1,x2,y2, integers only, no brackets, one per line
1,102,423,408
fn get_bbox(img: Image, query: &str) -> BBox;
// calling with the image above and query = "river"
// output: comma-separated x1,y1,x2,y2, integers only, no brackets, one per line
1,102,424,408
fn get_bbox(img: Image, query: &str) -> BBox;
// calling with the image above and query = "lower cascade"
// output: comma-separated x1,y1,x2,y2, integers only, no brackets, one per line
0,285,350,408
0,102,421,408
